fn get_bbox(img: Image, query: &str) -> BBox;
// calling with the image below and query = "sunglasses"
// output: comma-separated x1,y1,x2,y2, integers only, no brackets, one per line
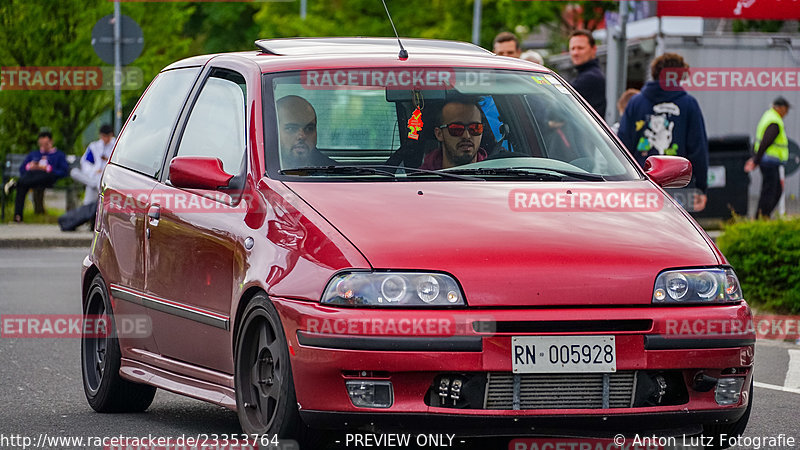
438,122,484,137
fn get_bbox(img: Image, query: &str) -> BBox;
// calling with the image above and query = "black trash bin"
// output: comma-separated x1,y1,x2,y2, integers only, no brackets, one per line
665,135,751,220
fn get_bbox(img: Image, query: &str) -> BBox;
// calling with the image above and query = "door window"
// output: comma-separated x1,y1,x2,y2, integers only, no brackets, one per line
111,67,200,177
175,69,247,175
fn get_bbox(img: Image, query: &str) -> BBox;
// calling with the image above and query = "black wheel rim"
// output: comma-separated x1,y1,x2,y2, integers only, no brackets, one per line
82,287,108,395
238,311,284,432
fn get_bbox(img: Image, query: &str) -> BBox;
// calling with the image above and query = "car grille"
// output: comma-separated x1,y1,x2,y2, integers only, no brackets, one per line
484,371,636,410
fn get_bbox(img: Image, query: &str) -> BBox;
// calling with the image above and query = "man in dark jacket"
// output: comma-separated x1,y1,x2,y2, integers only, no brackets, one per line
12,131,69,222
492,31,521,58
568,30,606,116
618,53,709,211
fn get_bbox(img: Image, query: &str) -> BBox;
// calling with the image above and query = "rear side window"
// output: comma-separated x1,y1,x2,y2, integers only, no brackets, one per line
111,67,200,178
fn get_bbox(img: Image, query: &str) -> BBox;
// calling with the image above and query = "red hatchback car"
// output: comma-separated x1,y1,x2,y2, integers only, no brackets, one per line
81,38,754,446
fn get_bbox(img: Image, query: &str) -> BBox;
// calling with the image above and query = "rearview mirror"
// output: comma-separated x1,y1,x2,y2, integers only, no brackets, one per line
169,156,233,190
644,155,692,188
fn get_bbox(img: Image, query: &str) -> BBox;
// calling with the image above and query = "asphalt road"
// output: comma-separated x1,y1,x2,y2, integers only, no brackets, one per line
1,248,798,450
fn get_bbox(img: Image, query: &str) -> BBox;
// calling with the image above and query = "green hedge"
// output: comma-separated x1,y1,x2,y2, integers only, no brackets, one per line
716,217,800,313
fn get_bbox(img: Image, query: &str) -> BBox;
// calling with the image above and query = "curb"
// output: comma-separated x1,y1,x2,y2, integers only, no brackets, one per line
0,224,94,248
0,237,93,248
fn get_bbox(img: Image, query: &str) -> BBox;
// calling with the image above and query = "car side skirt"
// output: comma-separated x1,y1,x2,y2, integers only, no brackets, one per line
119,357,236,410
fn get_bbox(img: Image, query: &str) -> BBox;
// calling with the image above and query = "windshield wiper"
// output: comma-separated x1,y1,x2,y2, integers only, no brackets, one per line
386,165,483,181
280,165,483,181
280,165,397,178
517,167,606,181
443,167,605,182
442,167,562,181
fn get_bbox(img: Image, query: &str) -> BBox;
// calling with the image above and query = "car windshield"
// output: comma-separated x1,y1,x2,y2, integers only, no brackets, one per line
265,68,641,181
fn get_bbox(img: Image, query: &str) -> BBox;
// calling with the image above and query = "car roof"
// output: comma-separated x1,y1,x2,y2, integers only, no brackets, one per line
255,37,493,56
164,37,549,73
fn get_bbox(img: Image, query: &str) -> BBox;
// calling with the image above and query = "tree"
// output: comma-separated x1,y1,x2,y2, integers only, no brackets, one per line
0,0,618,160
252,0,617,54
184,3,261,55
0,0,194,157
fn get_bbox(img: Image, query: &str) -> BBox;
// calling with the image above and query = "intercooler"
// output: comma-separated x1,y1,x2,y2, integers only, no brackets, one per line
484,371,636,410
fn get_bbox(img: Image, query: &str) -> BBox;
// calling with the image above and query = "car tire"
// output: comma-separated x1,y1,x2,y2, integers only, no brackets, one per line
81,274,157,412
234,293,302,439
702,379,753,450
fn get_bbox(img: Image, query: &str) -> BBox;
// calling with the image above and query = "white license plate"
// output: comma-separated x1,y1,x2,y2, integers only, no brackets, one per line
512,336,616,373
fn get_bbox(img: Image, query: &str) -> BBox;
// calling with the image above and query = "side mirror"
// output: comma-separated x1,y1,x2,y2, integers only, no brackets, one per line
169,156,233,190
644,155,692,188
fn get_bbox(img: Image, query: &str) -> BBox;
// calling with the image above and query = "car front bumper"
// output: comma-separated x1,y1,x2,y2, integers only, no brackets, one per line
272,298,754,435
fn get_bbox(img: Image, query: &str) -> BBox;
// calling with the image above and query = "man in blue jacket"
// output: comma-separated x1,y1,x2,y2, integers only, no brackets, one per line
618,53,709,212
12,131,69,222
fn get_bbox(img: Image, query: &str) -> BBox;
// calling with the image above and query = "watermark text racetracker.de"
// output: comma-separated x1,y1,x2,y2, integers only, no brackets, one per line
104,189,250,214
305,317,456,336
0,66,143,91
300,68,495,90
0,433,296,449
660,67,800,92
302,68,456,90
1,314,151,339
665,314,800,341
509,188,663,212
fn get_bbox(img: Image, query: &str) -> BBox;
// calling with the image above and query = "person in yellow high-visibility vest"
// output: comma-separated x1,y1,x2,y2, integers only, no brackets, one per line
745,97,790,218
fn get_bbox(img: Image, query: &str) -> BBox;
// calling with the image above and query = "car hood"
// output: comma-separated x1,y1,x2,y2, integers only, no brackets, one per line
285,181,720,307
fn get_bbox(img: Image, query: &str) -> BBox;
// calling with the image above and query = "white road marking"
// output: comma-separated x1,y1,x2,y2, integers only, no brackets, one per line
754,381,800,395
784,349,800,389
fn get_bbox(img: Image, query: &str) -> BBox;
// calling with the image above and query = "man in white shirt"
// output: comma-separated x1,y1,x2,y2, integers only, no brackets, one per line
71,124,115,205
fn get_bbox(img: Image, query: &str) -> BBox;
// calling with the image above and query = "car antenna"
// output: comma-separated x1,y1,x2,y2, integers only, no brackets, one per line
380,0,408,60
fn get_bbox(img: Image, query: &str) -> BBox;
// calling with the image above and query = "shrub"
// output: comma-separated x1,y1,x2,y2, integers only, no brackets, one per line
716,217,800,314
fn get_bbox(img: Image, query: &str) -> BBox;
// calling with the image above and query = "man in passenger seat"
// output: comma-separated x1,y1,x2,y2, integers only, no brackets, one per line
277,95,337,168
419,100,488,170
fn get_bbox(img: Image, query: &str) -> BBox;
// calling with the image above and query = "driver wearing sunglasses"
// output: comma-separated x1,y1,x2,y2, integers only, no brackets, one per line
420,100,488,170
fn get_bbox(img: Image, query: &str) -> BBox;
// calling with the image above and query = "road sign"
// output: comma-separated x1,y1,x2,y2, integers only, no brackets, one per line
91,14,143,66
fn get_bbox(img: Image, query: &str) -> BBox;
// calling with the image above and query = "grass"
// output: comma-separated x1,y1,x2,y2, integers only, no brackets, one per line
1,197,65,224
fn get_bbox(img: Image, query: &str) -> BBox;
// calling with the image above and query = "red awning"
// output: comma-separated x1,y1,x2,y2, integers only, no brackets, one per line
658,0,800,20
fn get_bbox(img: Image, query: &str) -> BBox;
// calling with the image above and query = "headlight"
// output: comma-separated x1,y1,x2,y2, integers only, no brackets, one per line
652,268,742,304
322,272,465,307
